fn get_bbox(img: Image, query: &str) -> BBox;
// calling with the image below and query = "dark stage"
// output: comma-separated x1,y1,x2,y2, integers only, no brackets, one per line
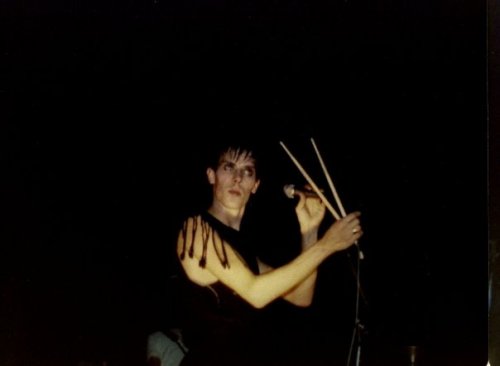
1,0,490,365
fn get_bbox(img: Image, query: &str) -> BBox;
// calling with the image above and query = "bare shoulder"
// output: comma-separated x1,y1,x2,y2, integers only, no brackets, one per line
176,215,255,288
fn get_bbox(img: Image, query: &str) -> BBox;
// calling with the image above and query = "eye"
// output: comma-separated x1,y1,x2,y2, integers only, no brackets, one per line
243,168,255,177
223,162,235,172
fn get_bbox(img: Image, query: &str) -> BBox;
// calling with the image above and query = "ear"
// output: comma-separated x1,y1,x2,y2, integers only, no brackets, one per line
251,179,261,194
207,168,216,185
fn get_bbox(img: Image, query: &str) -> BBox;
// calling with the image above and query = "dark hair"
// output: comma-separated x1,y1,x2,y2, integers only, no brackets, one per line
207,136,262,178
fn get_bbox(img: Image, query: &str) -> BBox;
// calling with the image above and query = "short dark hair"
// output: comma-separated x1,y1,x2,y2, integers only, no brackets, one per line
207,136,262,178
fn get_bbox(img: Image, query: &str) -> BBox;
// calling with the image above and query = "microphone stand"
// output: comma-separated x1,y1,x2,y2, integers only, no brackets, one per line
346,242,365,366
278,138,367,365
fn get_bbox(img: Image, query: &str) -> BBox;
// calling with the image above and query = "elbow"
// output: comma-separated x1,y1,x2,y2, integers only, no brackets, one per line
247,296,270,309
249,295,312,309
244,288,273,309
285,294,314,307
293,298,313,308
251,301,267,309
240,277,281,309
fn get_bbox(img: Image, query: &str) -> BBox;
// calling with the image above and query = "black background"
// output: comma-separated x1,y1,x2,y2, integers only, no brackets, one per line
1,0,489,365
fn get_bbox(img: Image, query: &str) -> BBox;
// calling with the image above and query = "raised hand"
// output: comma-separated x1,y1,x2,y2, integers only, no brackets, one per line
294,187,327,236
319,212,362,254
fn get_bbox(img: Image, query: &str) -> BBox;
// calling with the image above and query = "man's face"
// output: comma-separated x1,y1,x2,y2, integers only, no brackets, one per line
207,150,260,210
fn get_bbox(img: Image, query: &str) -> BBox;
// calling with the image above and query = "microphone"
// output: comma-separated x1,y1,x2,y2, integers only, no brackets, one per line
284,184,365,260
283,184,320,199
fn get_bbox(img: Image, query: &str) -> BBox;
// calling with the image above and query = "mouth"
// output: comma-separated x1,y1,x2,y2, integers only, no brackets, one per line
228,189,242,196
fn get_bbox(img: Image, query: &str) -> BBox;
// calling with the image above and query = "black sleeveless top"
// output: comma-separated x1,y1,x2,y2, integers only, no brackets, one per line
177,211,263,366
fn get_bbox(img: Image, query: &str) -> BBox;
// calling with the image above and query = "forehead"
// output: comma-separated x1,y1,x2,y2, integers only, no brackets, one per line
218,149,256,166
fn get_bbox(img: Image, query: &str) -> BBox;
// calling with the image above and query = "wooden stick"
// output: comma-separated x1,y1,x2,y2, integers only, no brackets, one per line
279,141,341,220
310,139,364,259
310,138,347,217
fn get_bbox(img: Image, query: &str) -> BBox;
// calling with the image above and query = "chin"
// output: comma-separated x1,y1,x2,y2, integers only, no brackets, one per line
224,197,247,209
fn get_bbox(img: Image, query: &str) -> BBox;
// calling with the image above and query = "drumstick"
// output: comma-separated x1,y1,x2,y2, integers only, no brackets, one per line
310,139,364,259
279,141,341,220
310,138,347,217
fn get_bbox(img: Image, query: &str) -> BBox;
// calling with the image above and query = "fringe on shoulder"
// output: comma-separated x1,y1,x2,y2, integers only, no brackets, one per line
179,216,230,269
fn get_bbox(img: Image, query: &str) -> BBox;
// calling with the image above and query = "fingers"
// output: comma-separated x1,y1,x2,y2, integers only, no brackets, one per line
336,212,360,228
343,211,361,222
347,212,362,234
351,225,362,235
352,227,363,240
295,191,306,211
339,212,363,242
295,192,326,223
349,213,363,241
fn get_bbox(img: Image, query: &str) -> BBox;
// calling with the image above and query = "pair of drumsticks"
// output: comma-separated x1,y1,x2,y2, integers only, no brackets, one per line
280,138,363,260
281,138,367,366
280,138,347,221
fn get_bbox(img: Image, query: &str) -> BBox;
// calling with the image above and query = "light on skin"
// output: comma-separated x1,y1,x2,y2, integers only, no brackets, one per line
178,148,363,308
206,150,260,231
178,212,361,308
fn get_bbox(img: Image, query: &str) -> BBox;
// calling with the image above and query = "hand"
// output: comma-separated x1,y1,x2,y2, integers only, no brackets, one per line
294,186,327,236
319,212,363,254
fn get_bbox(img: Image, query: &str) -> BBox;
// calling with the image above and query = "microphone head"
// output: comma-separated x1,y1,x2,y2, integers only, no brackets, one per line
283,184,296,199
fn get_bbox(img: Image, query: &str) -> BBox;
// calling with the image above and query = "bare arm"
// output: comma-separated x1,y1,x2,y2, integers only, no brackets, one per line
258,229,319,307
273,191,328,307
178,213,362,309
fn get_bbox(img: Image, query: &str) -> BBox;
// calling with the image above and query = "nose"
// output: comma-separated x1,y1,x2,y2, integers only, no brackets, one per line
233,169,244,182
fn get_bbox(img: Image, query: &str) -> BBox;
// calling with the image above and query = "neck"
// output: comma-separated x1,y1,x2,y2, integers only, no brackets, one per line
208,201,245,231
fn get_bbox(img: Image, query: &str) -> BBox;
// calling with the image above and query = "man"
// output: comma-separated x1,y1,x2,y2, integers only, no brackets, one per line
150,139,362,365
